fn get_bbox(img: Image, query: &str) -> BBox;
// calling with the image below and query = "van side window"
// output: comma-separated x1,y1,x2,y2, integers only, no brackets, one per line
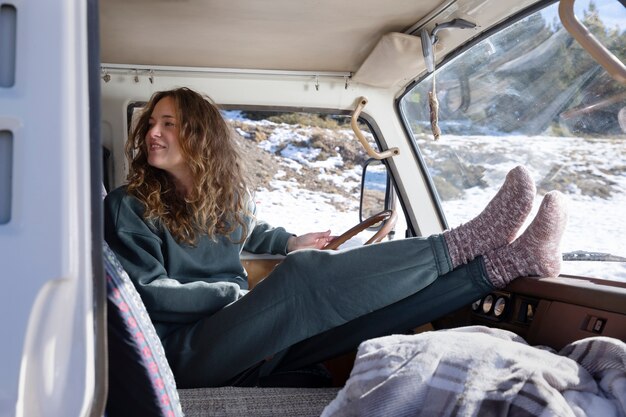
224,110,406,245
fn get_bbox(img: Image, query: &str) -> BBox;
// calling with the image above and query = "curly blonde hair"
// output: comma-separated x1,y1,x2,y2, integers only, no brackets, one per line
125,87,249,244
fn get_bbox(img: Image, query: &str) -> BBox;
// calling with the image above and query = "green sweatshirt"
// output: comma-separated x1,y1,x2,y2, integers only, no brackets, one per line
104,186,293,325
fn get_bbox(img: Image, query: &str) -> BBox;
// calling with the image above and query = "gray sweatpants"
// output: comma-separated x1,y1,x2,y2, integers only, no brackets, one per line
160,234,494,388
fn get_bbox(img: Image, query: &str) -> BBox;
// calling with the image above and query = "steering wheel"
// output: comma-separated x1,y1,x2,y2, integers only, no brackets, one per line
323,210,398,250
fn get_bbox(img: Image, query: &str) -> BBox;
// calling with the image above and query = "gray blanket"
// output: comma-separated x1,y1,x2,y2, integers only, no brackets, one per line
322,326,626,417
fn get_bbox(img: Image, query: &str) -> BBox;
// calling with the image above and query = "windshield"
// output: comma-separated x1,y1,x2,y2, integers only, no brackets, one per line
400,0,626,282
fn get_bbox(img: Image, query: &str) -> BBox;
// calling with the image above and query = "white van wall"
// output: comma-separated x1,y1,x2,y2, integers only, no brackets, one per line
0,0,95,416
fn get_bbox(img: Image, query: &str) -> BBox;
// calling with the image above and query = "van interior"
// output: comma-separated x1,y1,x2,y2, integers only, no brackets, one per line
1,0,625,416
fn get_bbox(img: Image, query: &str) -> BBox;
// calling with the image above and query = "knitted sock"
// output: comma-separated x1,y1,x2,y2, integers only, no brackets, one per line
483,191,568,288
443,165,536,268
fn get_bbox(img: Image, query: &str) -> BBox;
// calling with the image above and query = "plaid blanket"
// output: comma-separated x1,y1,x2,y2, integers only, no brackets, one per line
321,326,626,417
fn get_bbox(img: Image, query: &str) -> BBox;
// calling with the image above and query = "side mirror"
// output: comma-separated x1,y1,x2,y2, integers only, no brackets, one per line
360,158,394,226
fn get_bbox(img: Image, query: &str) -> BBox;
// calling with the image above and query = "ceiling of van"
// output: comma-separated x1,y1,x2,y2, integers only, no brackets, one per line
100,0,539,75
100,0,442,72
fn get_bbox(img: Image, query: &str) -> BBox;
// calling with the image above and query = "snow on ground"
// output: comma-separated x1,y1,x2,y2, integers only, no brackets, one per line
253,185,359,236
421,135,626,281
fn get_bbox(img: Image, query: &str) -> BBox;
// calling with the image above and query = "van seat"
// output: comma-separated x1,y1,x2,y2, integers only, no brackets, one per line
178,386,340,417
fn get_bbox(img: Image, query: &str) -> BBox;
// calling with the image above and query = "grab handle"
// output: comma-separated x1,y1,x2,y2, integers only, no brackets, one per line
559,0,626,84
351,97,400,160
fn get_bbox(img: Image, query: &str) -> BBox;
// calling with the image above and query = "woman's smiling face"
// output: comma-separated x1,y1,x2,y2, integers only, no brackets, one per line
146,96,191,183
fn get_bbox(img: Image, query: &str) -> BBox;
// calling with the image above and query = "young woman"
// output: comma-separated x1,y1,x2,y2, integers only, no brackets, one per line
104,87,567,388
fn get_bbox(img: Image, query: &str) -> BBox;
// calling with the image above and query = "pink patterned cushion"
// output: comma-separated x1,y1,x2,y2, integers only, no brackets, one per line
104,242,183,417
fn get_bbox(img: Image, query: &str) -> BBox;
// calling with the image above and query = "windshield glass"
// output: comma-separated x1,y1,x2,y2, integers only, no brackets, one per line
400,0,626,282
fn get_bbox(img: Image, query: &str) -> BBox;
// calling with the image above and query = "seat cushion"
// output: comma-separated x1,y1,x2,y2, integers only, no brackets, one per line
104,242,184,417
179,386,340,417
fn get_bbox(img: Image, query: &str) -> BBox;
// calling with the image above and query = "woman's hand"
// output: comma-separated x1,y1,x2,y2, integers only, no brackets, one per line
287,230,333,252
